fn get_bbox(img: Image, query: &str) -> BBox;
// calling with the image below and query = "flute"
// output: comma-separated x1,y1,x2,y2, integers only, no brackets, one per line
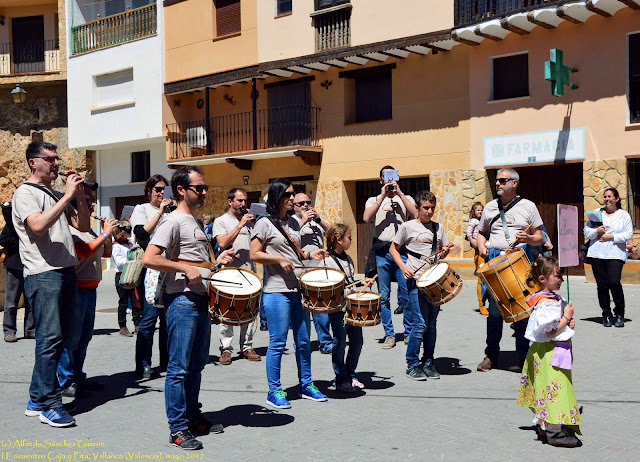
58,171,99,191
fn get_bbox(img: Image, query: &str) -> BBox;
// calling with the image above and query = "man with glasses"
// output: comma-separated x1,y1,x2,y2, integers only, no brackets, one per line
144,166,233,450
476,168,543,372
212,188,261,364
363,166,417,349
289,192,333,353
12,141,90,427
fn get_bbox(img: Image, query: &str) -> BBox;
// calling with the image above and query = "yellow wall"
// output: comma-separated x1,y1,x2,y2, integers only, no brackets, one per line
469,10,640,170
164,0,258,84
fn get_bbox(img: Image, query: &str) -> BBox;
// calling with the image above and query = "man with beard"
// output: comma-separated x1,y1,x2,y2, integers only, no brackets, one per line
143,166,233,450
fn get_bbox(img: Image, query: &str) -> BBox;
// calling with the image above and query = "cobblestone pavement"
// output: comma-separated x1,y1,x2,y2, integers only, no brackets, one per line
1,271,639,461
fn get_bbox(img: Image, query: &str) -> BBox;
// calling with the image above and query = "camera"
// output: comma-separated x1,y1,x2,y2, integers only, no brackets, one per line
314,216,322,224
386,184,394,192
168,201,177,212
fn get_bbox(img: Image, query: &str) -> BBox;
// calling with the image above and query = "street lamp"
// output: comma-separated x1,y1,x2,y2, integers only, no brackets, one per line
11,84,27,104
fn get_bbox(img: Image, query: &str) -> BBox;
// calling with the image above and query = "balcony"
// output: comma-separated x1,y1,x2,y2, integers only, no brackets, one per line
0,40,60,76
167,105,321,163
312,1,351,52
454,0,569,28
71,3,157,56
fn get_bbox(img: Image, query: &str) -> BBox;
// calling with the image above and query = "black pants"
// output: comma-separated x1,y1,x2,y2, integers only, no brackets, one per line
590,258,625,318
114,273,141,328
485,294,529,361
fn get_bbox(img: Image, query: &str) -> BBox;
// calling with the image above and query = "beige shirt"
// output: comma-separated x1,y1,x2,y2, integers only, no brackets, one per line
212,212,256,272
288,214,325,253
129,202,166,247
393,219,449,274
365,195,415,242
478,197,543,251
12,184,77,275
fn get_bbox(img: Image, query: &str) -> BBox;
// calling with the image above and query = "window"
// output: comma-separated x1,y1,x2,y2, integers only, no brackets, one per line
214,0,241,37
342,66,393,124
630,33,640,124
93,68,134,109
131,150,150,183
491,53,529,101
315,0,350,10
277,0,292,15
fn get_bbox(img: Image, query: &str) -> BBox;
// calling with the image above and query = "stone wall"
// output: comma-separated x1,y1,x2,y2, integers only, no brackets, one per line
429,170,464,258
583,160,627,213
460,169,489,257
314,178,343,224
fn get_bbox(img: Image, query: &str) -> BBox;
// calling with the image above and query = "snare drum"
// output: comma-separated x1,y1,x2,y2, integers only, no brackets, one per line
416,262,463,306
299,268,346,314
478,248,538,323
345,292,381,327
208,267,262,326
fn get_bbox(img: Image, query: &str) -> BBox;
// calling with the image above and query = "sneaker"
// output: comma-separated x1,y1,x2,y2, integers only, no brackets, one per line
170,430,203,450
142,365,152,379
300,384,328,402
477,355,495,372
406,366,427,381
219,350,232,365
39,407,76,427
242,349,261,361
603,316,612,327
61,383,77,398
266,390,291,409
4,333,17,343
394,306,403,314
381,336,396,349
614,315,625,328
119,326,133,337
422,362,440,379
25,400,43,417
24,332,36,339
336,382,357,393
189,414,224,436
351,377,365,389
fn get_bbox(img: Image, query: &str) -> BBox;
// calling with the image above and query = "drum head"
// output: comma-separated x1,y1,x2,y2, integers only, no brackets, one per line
210,268,261,295
417,263,449,287
300,268,345,287
347,292,380,302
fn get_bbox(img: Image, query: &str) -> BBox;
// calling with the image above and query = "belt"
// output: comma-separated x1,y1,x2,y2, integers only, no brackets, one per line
172,258,214,269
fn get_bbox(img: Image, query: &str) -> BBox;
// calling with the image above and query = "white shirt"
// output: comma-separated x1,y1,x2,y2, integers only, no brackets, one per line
524,295,574,343
112,240,132,273
584,209,632,261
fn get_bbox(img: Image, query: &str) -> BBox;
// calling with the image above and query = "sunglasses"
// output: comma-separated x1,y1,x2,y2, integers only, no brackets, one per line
296,200,312,206
152,186,165,193
188,184,210,193
34,156,60,164
496,178,515,185
284,191,295,198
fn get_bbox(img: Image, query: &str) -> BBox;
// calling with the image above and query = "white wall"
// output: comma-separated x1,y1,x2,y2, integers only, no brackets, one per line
66,2,165,149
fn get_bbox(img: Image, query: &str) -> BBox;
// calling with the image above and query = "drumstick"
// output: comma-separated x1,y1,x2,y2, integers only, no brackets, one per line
322,253,329,279
412,245,455,275
200,277,242,285
505,224,533,252
353,274,378,296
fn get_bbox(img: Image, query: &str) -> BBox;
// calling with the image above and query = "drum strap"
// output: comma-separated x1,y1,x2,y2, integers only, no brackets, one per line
329,250,355,285
404,222,439,260
266,216,307,262
494,196,523,241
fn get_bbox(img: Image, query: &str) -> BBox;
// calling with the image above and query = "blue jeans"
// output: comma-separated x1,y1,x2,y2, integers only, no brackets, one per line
263,292,312,393
485,247,530,361
58,288,97,389
24,267,76,409
406,278,439,368
135,299,168,372
376,252,411,338
164,292,211,433
329,311,363,383
313,313,334,351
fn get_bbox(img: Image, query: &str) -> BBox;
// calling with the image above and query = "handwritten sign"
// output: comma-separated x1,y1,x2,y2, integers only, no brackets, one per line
557,204,579,267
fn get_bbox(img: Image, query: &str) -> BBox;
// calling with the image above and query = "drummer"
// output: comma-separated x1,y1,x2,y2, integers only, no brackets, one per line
143,166,234,450
212,188,260,364
389,191,450,381
476,168,543,372
250,179,329,409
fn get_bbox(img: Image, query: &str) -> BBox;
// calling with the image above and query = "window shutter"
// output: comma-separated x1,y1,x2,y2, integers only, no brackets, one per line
215,0,241,37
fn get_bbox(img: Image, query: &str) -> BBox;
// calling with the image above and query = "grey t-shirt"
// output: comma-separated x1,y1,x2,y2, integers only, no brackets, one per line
12,184,77,275
130,202,165,247
150,211,211,295
251,217,303,294
364,195,416,242
288,214,325,253
478,197,543,251
393,219,449,274
212,212,256,272
71,228,104,282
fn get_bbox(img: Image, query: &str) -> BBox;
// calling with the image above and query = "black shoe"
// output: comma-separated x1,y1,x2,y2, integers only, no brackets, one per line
614,315,625,328
603,317,612,327
170,430,203,450
394,307,404,314
422,362,440,379
142,365,152,379
61,384,77,398
189,414,224,436
406,366,427,381
260,323,268,331
546,429,581,448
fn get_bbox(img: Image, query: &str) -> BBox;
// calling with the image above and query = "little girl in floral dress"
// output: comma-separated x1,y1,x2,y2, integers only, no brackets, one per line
517,256,581,448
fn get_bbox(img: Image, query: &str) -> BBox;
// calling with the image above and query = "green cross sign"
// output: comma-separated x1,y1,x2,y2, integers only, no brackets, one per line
544,49,578,97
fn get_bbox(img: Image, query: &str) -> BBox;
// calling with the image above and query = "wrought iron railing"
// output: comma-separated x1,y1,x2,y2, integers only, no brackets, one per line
454,0,571,28
0,40,60,75
71,3,157,55
166,105,321,160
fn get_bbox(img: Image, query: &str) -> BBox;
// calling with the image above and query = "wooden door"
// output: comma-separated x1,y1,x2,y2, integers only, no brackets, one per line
267,81,311,147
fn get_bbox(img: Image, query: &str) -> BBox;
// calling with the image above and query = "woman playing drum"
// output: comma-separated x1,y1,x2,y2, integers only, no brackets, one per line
389,191,451,382
249,179,328,409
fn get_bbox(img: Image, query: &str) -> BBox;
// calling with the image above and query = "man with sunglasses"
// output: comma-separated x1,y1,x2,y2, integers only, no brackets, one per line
289,192,333,353
212,187,261,364
476,168,543,372
12,141,90,427
143,166,234,450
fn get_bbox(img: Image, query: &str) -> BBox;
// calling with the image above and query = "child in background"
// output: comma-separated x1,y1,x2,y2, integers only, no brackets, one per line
467,202,488,316
112,221,140,336
517,256,581,448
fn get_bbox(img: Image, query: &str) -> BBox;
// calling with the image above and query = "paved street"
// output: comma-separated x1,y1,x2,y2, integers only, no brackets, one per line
1,271,639,461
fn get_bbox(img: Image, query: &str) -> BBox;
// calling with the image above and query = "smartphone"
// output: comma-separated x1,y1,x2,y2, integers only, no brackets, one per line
383,169,399,183
249,203,267,216
164,186,173,199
